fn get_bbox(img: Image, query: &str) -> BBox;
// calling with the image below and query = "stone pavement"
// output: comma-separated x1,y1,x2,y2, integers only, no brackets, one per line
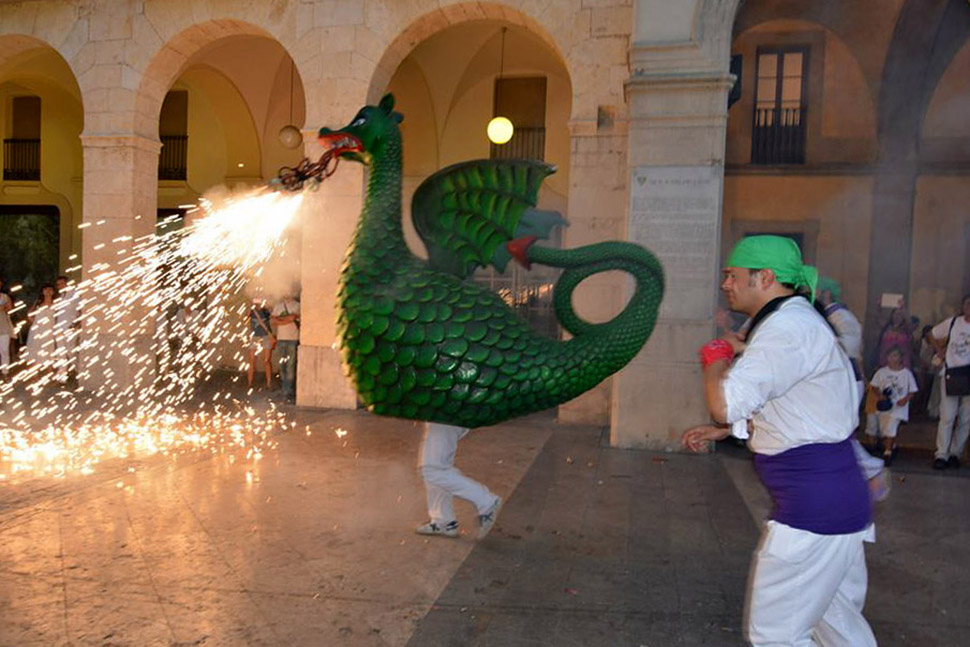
1,406,969,646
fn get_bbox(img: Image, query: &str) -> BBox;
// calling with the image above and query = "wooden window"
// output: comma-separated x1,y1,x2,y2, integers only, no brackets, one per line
159,91,188,180
751,47,808,164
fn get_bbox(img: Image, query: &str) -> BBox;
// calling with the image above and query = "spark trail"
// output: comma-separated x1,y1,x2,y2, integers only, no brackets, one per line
0,187,305,479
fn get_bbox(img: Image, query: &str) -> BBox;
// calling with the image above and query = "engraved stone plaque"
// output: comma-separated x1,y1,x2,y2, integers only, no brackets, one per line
629,166,722,320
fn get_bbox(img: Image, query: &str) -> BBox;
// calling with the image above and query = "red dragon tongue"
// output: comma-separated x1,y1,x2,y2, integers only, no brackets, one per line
507,235,538,270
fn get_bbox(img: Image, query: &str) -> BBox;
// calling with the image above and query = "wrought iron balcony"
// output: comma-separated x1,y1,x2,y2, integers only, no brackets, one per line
490,126,546,161
159,134,188,180
3,138,40,181
751,107,806,165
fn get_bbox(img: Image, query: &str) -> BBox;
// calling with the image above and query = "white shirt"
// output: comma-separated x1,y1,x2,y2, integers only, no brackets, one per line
723,297,860,456
272,299,300,341
54,288,81,328
931,315,970,368
870,366,918,421
825,303,863,361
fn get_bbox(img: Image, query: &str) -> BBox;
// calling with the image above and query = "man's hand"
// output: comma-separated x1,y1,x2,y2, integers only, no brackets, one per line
721,332,746,355
681,425,731,453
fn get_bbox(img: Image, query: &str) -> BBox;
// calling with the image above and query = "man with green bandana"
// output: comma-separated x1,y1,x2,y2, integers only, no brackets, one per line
683,236,876,647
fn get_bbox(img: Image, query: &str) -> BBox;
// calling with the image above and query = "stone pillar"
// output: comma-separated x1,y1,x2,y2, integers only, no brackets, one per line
295,141,361,410
79,134,160,392
612,67,735,450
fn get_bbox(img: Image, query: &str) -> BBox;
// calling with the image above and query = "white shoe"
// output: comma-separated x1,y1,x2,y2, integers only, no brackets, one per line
477,497,502,539
415,520,459,538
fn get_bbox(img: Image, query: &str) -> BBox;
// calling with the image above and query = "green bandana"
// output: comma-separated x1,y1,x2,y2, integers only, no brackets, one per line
726,235,819,302
818,277,841,302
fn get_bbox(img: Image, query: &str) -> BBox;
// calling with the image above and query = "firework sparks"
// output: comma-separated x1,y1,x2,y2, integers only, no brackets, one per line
0,187,306,479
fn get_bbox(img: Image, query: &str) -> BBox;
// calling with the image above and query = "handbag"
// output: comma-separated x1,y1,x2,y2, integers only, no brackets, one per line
943,317,970,396
945,364,970,396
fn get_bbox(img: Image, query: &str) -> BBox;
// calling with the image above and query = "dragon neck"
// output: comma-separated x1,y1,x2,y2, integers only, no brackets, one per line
351,131,408,261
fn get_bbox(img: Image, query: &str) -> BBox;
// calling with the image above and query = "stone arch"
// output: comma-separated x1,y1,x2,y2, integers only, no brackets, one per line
732,1,901,90
0,34,84,270
367,3,570,106
923,37,970,140
729,18,877,163
132,19,293,140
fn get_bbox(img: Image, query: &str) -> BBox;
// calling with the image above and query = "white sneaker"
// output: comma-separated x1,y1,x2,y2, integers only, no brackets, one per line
477,497,502,539
415,520,459,538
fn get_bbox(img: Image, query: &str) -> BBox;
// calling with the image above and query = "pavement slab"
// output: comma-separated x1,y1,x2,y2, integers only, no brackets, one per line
2,406,969,646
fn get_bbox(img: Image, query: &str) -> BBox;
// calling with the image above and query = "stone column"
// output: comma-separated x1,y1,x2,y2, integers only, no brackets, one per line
612,66,735,450
295,139,360,410
79,134,160,392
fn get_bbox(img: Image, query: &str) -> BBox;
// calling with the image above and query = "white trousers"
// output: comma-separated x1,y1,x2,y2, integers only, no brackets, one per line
746,521,876,647
419,422,495,524
54,328,78,378
936,393,970,460
0,334,9,374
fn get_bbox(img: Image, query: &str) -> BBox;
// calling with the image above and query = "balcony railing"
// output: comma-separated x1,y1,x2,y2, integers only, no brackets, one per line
3,138,40,181
751,107,806,165
490,126,546,161
159,134,188,180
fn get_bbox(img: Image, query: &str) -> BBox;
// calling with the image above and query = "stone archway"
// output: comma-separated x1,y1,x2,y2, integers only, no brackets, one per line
367,3,569,107
0,34,83,285
133,20,281,141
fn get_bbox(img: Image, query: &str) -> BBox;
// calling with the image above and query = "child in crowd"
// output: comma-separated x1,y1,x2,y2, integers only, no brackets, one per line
867,346,918,465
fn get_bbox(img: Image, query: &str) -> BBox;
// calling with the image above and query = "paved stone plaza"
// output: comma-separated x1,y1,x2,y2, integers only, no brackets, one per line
1,407,968,646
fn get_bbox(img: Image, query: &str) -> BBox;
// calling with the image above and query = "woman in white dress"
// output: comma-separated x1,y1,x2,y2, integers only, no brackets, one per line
25,284,57,369
0,277,14,376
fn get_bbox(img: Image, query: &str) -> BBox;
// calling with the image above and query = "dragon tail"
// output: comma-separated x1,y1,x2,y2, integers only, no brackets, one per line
525,241,665,394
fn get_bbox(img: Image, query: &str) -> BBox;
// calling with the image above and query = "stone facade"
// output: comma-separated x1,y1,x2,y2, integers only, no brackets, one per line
0,0,742,450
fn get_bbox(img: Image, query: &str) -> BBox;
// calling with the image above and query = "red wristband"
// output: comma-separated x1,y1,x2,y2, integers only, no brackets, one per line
699,339,735,369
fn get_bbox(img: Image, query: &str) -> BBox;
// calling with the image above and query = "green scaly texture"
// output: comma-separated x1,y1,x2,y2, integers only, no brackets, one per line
327,96,664,428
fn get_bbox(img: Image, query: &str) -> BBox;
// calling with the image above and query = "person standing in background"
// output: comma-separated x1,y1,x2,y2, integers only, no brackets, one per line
0,276,13,378
271,293,300,403
247,298,274,390
929,295,970,470
53,275,81,384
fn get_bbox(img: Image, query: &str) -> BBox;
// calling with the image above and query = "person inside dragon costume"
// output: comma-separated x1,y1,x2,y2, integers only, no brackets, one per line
284,94,665,538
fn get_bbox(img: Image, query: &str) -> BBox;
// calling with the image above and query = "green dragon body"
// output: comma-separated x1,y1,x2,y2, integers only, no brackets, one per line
313,95,664,428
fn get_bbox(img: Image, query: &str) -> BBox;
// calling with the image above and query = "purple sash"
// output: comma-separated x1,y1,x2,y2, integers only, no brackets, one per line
753,438,872,535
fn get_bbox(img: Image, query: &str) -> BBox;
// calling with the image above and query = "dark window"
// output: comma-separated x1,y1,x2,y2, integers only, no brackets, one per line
0,205,59,308
490,77,546,161
159,91,188,180
751,47,808,164
3,96,41,181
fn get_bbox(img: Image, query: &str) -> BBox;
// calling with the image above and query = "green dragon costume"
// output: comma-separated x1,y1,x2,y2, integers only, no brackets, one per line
291,94,664,428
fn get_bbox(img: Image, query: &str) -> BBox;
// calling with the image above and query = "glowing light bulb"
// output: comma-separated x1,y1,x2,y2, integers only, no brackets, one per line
487,116,514,145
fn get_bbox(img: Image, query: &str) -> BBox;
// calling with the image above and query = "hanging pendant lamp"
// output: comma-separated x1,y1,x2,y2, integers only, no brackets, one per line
487,27,514,145
278,58,302,149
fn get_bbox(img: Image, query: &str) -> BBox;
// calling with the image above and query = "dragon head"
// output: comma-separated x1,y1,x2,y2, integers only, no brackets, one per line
318,93,403,165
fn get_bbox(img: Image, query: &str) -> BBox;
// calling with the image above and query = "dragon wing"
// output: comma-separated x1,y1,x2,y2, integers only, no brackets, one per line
411,159,564,278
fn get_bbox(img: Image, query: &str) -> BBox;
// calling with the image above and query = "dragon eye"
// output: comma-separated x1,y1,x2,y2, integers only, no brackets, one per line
351,116,366,127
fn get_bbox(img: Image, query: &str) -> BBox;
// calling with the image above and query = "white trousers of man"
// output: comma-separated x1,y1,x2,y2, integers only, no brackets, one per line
420,422,496,525
936,391,970,460
54,326,78,381
746,521,877,647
